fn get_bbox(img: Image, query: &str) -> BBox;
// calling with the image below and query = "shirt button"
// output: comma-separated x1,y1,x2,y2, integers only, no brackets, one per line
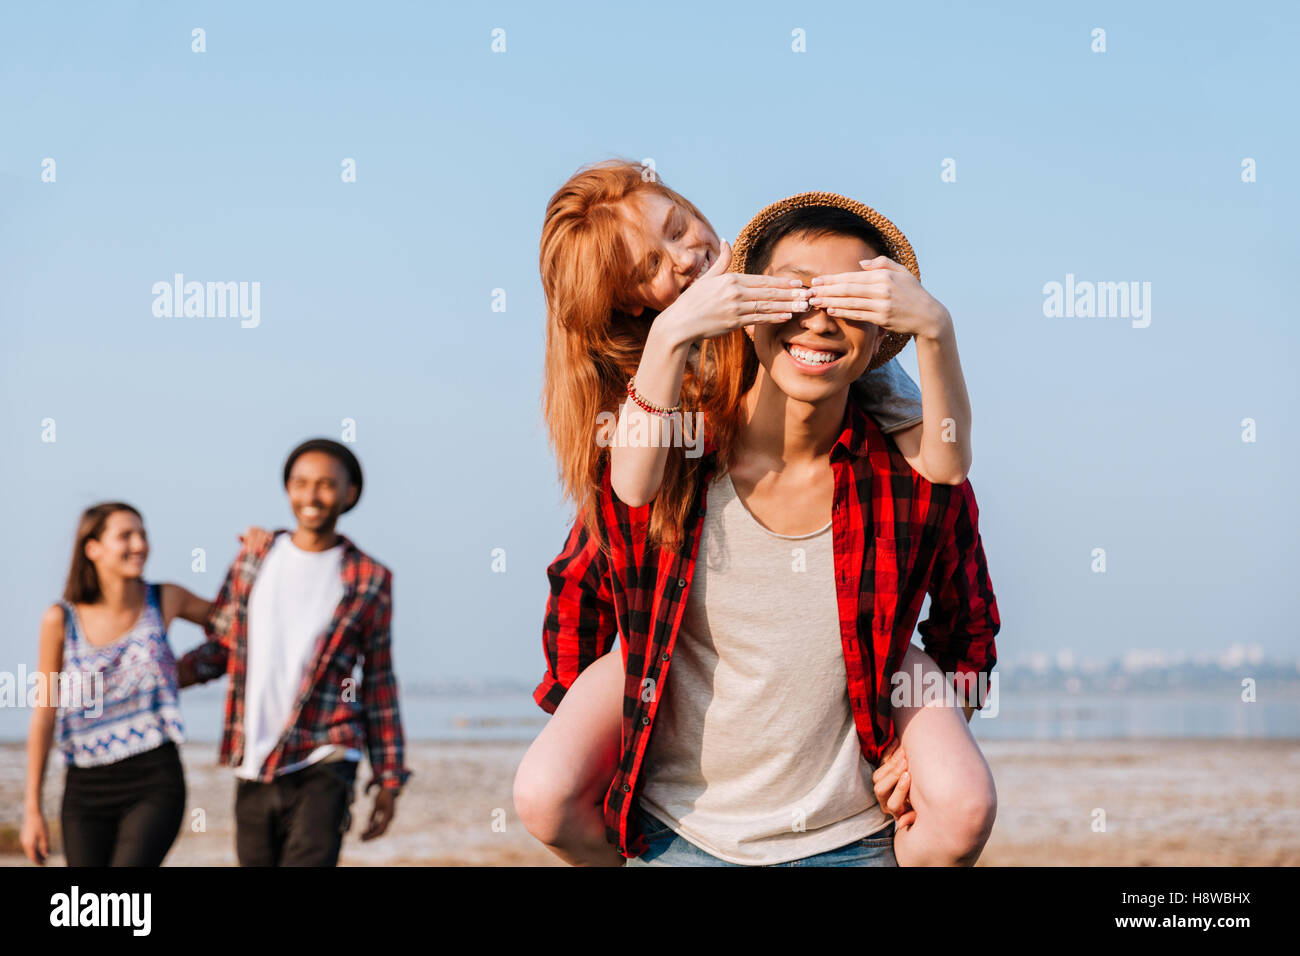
641,716,650,726
660,652,670,662
677,578,686,587
622,783,631,793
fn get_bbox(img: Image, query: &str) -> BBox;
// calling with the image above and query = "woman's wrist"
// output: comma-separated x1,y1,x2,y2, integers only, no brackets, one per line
914,305,954,346
644,306,698,356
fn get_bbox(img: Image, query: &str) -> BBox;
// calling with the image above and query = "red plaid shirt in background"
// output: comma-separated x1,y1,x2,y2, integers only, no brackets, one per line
177,531,411,793
533,397,1000,858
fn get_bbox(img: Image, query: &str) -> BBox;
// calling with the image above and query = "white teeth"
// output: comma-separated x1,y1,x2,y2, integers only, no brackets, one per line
787,344,839,364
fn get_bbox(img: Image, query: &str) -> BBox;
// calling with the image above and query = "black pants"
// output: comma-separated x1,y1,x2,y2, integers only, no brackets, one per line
234,759,357,866
60,741,187,867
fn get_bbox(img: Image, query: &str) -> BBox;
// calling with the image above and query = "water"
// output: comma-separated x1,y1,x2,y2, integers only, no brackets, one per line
970,689,1299,740
2,683,1297,743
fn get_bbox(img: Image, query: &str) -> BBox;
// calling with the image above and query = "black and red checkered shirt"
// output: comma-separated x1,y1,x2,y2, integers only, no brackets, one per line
533,397,1000,858
177,531,411,793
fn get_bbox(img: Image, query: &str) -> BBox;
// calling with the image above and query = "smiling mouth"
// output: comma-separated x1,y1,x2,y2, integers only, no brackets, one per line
683,251,713,290
783,341,844,368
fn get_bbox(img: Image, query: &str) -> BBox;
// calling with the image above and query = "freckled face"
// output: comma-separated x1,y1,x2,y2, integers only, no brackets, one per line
617,191,720,315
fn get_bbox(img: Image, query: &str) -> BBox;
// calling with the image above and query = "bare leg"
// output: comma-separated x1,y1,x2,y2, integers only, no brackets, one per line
888,643,997,866
513,650,625,866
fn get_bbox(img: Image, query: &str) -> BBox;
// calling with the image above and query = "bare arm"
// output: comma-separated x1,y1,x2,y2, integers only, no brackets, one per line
811,258,973,485
22,606,65,864
610,322,696,508
160,582,213,629
175,544,247,688
890,313,972,484
162,528,269,632
610,239,807,507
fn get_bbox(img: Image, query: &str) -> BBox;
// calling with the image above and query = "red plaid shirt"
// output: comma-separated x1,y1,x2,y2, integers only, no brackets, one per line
177,531,411,793
533,397,1000,858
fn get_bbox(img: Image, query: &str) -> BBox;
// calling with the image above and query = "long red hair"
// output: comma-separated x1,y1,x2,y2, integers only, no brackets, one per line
540,159,755,552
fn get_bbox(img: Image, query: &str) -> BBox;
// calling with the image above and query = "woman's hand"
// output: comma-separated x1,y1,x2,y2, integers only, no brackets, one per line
872,737,917,828
21,809,49,865
239,526,274,551
653,238,810,348
809,257,952,342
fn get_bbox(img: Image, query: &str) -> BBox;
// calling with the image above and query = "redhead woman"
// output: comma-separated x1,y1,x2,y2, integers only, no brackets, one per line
21,503,268,866
515,160,988,866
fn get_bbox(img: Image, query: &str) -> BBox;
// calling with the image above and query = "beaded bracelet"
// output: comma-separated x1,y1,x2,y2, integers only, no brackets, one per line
626,377,683,418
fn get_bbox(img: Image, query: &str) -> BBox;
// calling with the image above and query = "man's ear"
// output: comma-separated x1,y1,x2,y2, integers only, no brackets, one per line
344,485,359,511
869,329,885,361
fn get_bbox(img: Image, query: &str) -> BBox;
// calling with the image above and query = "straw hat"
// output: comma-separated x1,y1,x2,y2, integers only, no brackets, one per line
727,191,920,371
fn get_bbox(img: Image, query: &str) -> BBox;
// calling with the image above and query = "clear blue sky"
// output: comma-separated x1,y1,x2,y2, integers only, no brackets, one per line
2,0,1297,685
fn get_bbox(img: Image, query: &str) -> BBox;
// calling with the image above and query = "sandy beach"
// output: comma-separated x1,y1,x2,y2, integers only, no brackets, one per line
2,738,1297,866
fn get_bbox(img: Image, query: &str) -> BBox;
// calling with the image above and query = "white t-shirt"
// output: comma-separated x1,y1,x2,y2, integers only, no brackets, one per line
237,533,362,780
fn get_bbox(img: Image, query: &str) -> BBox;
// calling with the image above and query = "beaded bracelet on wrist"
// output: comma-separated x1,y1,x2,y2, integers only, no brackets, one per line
626,377,683,418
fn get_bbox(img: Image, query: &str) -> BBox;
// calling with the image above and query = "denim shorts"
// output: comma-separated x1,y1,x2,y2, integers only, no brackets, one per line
624,806,897,867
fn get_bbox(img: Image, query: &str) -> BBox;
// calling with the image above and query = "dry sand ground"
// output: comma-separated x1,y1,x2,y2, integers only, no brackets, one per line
2,738,1297,866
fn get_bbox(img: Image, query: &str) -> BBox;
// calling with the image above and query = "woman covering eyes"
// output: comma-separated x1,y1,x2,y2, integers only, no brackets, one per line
514,159,988,866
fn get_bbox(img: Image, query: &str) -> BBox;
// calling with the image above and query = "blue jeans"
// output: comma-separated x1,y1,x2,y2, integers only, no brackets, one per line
624,806,898,867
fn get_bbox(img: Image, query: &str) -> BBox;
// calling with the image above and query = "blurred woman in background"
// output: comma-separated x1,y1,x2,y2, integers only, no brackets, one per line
21,502,267,866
